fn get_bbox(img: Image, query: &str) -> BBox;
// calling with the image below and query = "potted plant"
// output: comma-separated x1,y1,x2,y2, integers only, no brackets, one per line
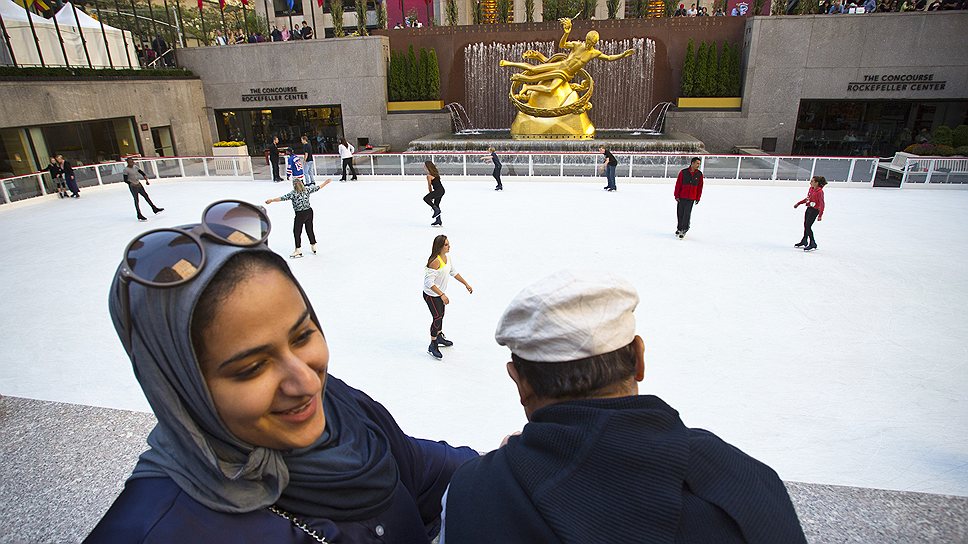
212,140,249,156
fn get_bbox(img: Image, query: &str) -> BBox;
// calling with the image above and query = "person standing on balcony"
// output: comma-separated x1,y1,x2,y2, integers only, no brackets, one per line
338,138,359,181
123,157,164,222
300,21,313,39
674,157,703,239
56,155,80,198
300,135,316,186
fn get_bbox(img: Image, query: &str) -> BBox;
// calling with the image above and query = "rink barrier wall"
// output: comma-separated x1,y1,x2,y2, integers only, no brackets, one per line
4,153,966,206
0,156,254,205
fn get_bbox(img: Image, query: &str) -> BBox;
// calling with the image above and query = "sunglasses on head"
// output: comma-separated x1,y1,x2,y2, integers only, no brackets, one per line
117,200,271,349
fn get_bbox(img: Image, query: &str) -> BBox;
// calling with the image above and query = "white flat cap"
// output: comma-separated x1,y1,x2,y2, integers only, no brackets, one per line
495,270,639,363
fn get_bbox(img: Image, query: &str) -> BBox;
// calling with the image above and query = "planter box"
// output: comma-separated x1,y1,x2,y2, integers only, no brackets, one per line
212,145,248,156
677,97,742,109
387,100,445,112
211,145,248,175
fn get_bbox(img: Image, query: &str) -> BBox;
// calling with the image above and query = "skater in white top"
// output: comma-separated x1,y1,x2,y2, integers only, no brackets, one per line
423,235,473,360
338,138,358,181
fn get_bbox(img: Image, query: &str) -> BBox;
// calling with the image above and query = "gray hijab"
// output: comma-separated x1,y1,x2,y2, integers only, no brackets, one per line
108,232,398,519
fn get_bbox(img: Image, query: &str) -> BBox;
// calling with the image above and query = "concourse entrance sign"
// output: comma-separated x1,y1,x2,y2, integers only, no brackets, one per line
846,73,947,94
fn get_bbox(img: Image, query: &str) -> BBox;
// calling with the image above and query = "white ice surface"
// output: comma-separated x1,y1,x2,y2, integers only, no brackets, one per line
1,177,966,497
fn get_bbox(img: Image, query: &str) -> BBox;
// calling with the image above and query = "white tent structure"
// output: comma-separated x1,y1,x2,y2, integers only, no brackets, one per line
52,2,138,68
0,0,138,68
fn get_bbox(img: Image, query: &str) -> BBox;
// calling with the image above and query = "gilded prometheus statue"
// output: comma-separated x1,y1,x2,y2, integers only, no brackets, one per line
499,17,635,139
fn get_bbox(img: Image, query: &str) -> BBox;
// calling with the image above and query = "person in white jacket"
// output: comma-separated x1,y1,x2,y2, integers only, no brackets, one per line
423,234,473,360
338,138,359,181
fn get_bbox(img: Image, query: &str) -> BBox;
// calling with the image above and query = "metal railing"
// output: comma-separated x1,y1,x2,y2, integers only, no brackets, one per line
0,156,253,205
899,157,968,185
305,152,883,185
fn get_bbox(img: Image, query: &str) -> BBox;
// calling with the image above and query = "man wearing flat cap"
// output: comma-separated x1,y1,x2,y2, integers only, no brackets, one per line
440,270,806,544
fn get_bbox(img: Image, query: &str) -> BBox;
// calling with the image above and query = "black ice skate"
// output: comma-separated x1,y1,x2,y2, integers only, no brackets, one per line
428,341,443,359
436,333,454,347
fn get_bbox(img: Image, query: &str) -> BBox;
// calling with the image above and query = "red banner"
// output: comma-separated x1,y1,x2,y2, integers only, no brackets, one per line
219,0,225,8
197,0,203,9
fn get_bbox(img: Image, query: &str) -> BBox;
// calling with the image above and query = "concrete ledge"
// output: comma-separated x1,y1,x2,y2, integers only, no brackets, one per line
1,395,965,543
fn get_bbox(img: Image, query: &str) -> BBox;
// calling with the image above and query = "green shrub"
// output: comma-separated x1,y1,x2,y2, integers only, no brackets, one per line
695,42,709,97
607,0,621,18
418,48,430,99
406,45,418,101
904,143,936,155
542,0,557,20
702,42,718,97
681,39,696,98
955,145,968,157
446,0,459,24
932,125,953,147
428,48,441,99
377,1,388,28
497,0,512,21
330,0,345,37
952,125,968,148
717,42,731,97
355,0,369,35
525,0,535,21
581,0,596,19
934,144,955,156
729,45,741,96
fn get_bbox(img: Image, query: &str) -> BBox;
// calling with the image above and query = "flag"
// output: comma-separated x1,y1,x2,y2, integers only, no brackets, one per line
219,0,225,8
16,0,51,13
198,0,203,9
241,0,248,5
286,0,294,10
317,0,323,7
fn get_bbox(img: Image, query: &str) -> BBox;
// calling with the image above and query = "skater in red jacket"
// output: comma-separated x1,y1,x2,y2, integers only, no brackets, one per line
794,176,826,252
674,157,703,239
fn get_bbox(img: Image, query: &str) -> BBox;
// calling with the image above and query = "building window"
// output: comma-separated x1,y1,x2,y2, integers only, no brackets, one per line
216,106,344,155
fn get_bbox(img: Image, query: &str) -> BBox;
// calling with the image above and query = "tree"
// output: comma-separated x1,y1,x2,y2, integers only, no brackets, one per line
681,39,696,98
387,51,401,101
330,0,345,37
717,42,731,97
406,45,418,101
428,48,440,99
729,44,742,96
933,125,953,147
525,0,535,21
446,0,459,25
542,0,558,20
418,47,430,100
694,41,708,96
702,41,718,97
355,0,368,35
607,0,621,17
377,1,388,29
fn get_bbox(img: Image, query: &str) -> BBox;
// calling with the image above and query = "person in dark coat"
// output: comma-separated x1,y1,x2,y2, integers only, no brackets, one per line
267,136,283,182
85,204,478,543
56,154,80,198
43,156,66,198
441,270,807,544
674,156,703,238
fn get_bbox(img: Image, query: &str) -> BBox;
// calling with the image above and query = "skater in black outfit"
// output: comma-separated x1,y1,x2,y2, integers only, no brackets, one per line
43,157,67,198
423,160,445,227
482,147,503,190
56,155,80,198
123,158,164,221
267,136,283,182
266,176,332,258
601,146,618,191
794,176,826,252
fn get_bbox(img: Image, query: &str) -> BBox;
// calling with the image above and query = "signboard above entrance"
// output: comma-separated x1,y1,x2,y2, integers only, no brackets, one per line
847,73,947,93
241,87,309,103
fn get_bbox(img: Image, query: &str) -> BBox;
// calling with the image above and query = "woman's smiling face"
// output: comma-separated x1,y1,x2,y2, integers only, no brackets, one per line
196,267,329,450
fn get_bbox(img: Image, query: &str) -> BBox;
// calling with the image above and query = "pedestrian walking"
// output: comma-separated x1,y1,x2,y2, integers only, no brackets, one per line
338,138,359,181
265,177,332,258
674,157,704,239
600,146,618,191
423,161,445,227
794,176,826,252
122,157,164,221
423,234,473,360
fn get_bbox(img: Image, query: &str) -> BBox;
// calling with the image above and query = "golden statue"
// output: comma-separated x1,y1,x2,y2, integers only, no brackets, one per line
500,18,635,139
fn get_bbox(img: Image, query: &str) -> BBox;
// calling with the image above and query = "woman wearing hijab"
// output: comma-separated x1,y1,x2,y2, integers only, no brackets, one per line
86,200,478,543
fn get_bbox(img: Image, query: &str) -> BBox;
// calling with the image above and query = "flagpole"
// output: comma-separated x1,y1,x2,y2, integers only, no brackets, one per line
286,0,293,37
0,11,18,67
69,2,94,68
92,0,115,68
198,0,208,45
219,0,228,42
127,0,145,65
19,0,45,67
48,2,73,67
262,0,270,36
113,0,134,67
308,0,316,38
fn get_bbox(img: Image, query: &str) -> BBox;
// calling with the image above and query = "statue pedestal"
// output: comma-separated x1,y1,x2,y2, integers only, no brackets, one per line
510,84,596,140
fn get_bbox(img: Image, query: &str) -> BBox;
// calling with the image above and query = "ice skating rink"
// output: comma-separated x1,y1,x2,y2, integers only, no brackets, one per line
1,177,966,498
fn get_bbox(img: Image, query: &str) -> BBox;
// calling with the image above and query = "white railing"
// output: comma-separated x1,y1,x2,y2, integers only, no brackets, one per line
306,152,883,185
899,157,968,186
0,156,254,205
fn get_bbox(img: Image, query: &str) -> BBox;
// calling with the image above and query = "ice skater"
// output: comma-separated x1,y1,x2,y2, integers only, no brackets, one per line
423,160,445,227
674,157,704,239
56,155,80,198
600,145,617,191
43,157,67,199
423,234,473,360
794,175,826,252
482,147,503,190
265,176,332,258
122,157,164,221
338,138,359,181
285,147,308,186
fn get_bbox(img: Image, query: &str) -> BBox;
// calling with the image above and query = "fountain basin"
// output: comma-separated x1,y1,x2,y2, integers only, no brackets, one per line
408,130,706,153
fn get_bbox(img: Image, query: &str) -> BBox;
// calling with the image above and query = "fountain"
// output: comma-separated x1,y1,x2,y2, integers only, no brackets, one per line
408,21,704,153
